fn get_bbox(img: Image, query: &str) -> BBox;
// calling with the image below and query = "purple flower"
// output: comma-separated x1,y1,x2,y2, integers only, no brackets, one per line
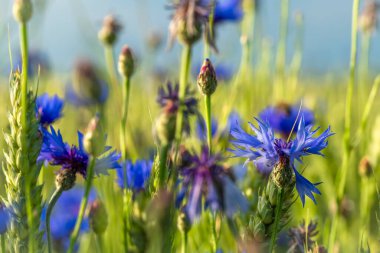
259,103,314,137
177,146,248,222
229,116,333,205
38,126,121,178
36,93,64,127
116,160,153,191
213,0,243,24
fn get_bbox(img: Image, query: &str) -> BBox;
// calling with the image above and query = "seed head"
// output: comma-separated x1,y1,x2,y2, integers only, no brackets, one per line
55,169,76,191
197,58,217,96
118,45,135,79
13,0,33,23
98,15,122,46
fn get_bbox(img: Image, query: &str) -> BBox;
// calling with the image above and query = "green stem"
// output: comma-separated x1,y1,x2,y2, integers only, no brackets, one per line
176,46,192,141
122,188,130,253
158,144,169,188
205,95,212,154
1,235,5,253
270,188,284,253
96,233,105,253
105,45,118,89
210,212,217,253
120,77,131,160
67,157,96,253
181,231,188,253
46,187,64,253
204,0,215,58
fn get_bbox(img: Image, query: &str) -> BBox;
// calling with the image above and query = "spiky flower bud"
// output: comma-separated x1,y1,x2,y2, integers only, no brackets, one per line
89,199,108,235
83,115,106,157
271,158,295,189
55,169,76,191
359,156,373,178
98,15,122,46
13,0,33,23
118,45,135,79
197,59,217,96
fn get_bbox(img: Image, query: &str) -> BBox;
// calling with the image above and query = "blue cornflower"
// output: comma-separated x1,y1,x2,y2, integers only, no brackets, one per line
38,126,121,178
0,204,10,234
259,103,314,137
213,0,243,24
41,187,96,251
177,146,248,222
14,50,50,78
116,160,153,191
36,93,64,127
229,116,333,205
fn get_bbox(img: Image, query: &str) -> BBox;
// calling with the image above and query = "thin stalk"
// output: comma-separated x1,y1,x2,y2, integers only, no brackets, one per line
104,45,118,89
204,0,215,58
205,95,212,154
269,188,284,253
122,188,130,253
158,144,169,188
46,187,64,253
120,77,131,160
359,33,370,88
181,230,188,253
176,46,192,141
67,157,96,253
1,235,5,253
96,233,105,253
210,212,217,253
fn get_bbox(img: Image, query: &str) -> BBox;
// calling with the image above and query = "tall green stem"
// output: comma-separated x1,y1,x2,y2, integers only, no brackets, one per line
158,144,169,188
105,46,118,89
269,189,284,253
96,233,105,253
122,188,130,253
120,77,131,160
205,95,212,154
181,231,188,253
46,187,64,253
1,235,5,253
204,0,215,58
67,157,96,253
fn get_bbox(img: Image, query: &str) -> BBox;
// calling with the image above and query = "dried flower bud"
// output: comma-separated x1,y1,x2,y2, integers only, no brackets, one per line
359,156,373,178
13,0,33,23
197,59,217,96
55,169,76,191
89,199,108,235
98,15,122,46
118,45,135,79
83,115,106,157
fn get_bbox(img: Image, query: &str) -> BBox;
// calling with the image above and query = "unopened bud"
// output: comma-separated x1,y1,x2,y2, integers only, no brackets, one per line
118,45,135,78
55,169,76,191
359,157,372,178
89,199,108,235
271,158,295,190
13,0,33,23
174,18,202,47
98,15,122,46
155,112,176,145
177,209,191,234
197,59,217,96
83,115,106,156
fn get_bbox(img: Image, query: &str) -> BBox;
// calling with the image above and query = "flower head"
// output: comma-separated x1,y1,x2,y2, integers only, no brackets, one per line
36,93,64,127
229,116,333,205
38,126,121,179
213,0,243,24
288,220,326,253
177,146,248,222
259,103,314,137
116,160,153,192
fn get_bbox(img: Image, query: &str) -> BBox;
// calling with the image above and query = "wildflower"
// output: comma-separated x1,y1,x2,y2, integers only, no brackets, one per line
359,1,379,34
38,126,121,179
0,204,10,234
168,0,216,50
13,0,32,23
65,59,109,107
41,187,96,251
98,15,122,46
118,45,135,79
288,220,326,253
177,146,248,221
230,116,332,205
14,50,50,78
259,103,314,137
197,58,218,96
116,160,153,191
35,93,64,127
213,0,243,24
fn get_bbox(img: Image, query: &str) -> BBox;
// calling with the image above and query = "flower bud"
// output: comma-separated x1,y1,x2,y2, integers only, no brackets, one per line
176,18,203,46
257,196,274,224
359,2,378,34
83,115,106,157
271,158,295,190
359,156,373,178
177,209,191,234
155,111,176,145
13,0,33,23
89,199,108,235
98,15,122,46
55,169,76,191
118,45,135,79
197,59,217,96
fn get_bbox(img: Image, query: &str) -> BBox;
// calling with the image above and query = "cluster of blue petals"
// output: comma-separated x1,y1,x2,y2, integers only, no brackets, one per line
229,116,333,205
116,160,153,191
36,93,64,127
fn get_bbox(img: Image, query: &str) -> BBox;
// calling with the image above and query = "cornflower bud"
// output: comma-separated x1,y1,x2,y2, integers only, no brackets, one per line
118,45,135,79
13,0,33,23
197,59,217,96
83,115,106,157
89,199,108,235
98,15,122,46
55,169,76,191
359,156,373,178
155,110,177,145
177,209,191,235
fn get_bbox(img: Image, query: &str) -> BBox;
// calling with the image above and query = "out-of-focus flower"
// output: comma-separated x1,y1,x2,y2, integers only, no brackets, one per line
41,187,96,252
98,15,122,46
229,116,333,205
35,93,64,127
177,145,248,221
14,50,50,78
116,160,153,192
65,59,108,107
38,126,121,179
288,220,326,253
213,0,243,24
359,1,379,34
259,103,314,138
0,204,10,234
